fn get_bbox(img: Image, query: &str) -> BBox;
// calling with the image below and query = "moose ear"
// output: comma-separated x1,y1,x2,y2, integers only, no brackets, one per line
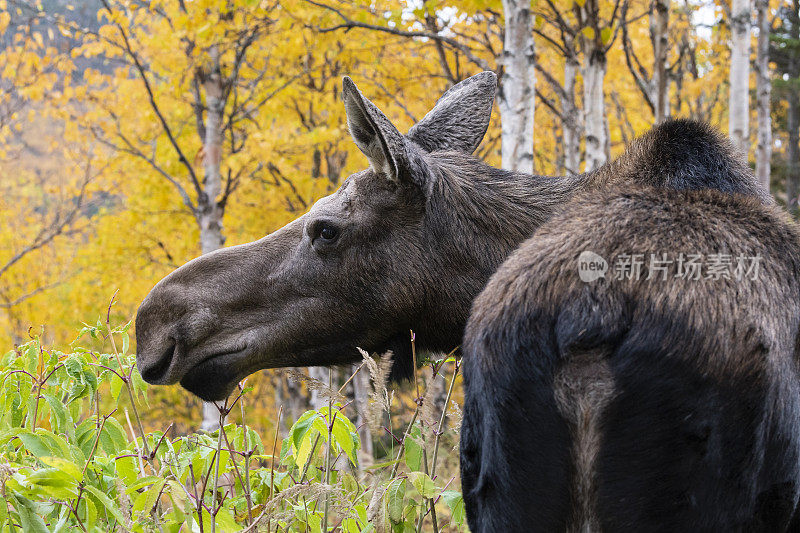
342,76,409,183
407,71,497,154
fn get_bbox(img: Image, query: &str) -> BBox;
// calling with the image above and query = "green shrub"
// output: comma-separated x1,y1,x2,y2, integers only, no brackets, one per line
0,315,466,532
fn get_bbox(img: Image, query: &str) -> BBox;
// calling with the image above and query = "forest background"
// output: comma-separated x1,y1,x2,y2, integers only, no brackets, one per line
1,0,799,438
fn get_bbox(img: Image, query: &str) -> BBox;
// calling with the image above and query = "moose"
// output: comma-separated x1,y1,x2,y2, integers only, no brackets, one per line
135,72,797,530
461,185,800,531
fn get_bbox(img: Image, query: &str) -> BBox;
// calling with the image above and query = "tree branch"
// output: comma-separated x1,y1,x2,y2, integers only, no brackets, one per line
100,0,202,197
304,0,491,71
0,282,62,309
0,166,92,281
621,1,656,114
88,122,197,213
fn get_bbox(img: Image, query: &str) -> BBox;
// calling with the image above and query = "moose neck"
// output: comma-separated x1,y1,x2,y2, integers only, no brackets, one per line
397,152,584,370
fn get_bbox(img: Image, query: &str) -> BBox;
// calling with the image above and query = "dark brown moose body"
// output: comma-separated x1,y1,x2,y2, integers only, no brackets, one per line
134,72,782,530
461,186,800,532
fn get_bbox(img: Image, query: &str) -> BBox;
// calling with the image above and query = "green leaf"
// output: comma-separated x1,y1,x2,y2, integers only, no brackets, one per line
311,416,329,439
75,419,97,458
10,388,26,427
404,426,423,472
132,477,166,514
290,410,319,451
331,417,359,467
67,382,88,403
81,493,97,531
42,393,75,442
442,491,465,526
25,467,78,498
278,435,291,464
17,428,70,460
295,429,317,470
24,343,39,373
17,431,52,458
39,456,83,482
215,508,240,533
1,348,16,366
51,506,70,533
115,455,138,485
407,472,438,499
167,479,188,508
9,494,49,533
83,368,98,397
99,416,128,454
109,374,124,401
130,368,148,401
386,478,406,524
125,475,163,494
0,491,6,531
84,484,128,526
63,355,84,379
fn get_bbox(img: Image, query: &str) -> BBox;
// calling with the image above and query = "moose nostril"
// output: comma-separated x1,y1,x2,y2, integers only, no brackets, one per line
141,342,176,384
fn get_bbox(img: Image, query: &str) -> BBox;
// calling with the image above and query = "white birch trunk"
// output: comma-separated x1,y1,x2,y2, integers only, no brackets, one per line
351,364,374,469
200,48,227,432
729,0,752,153
653,0,670,122
499,0,535,173
308,366,330,411
582,47,609,171
755,0,772,190
562,54,582,175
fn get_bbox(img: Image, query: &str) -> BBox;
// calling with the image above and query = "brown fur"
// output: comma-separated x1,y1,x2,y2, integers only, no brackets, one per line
554,350,616,533
461,185,800,531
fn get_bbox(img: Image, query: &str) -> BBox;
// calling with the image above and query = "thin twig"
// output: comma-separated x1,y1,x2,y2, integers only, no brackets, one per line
322,368,333,532
210,404,226,533
238,382,254,526
266,405,283,533
389,331,423,479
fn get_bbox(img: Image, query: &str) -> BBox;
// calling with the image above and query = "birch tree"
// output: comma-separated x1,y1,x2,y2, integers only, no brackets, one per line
533,0,627,173
0,8,101,341
755,0,772,190
622,0,673,122
561,42,583,174
772,0,800,213
577,0,625,170
728,0,753,153
499,0,536,172
532,8,583,174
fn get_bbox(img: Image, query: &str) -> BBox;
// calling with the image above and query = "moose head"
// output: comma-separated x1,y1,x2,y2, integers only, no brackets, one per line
135,72,563,401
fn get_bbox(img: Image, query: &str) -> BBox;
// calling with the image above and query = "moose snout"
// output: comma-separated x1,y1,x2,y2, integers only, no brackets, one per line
139,338,178,384
135,289,187,385
135,226,300,392
134,242,263,386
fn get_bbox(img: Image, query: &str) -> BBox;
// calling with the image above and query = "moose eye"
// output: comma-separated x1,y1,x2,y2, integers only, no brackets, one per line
316,223,340,244
320,225,338,240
